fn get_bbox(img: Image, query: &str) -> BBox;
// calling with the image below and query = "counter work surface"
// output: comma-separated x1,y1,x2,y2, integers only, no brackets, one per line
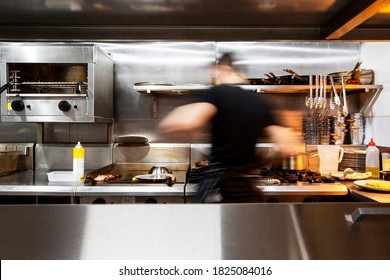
0,169,186,197
1,169,390,203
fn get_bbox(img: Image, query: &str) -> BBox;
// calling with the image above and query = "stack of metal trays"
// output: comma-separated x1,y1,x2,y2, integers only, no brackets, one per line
338,151,366,172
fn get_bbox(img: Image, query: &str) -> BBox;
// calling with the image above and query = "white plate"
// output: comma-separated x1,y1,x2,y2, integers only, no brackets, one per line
134,174,174,181
354,179,390,192
329,171,372,180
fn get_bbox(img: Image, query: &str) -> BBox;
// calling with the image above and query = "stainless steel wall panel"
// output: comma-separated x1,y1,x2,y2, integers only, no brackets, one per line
217,42,361,77
69,124,108,143
0,41,362,143
0,123,37,143
35,144,112,170
98,42,215,121
113,143,190,165
43,123,70,143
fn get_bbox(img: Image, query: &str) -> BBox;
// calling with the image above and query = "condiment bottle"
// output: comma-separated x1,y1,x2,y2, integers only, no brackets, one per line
73,142,85,179
365,138,380,178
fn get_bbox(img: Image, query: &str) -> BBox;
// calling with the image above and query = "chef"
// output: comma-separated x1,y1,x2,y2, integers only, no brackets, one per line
157,53,301,203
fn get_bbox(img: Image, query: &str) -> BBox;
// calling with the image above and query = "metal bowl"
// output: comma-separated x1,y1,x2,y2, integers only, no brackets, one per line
148,166,172,175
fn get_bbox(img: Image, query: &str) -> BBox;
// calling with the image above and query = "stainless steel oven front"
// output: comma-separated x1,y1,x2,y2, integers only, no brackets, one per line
0,44,113,123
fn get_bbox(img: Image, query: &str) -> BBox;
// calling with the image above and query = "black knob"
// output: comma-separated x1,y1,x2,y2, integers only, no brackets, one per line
58,100,71,112
11,100,25,111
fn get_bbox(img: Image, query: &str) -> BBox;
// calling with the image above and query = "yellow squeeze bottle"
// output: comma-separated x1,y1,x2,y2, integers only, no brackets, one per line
73,142,85,179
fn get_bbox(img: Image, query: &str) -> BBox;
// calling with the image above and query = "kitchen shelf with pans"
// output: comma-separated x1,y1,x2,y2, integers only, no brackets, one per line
133,83,383,120
133,84,383,95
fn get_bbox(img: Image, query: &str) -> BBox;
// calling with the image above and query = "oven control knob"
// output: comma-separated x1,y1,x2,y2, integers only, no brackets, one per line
11,100,25,111
58,100,71,112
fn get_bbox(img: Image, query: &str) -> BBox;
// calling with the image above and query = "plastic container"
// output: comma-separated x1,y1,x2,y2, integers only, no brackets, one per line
365,138,380,178
73,142,85,179
47,171,79,182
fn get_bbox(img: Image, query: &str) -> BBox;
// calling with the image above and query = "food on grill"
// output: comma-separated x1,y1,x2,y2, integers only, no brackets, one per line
366,181,390,189
93,173,121,182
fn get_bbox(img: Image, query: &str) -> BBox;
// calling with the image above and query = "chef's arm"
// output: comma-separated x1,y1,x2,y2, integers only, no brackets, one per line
157,102,217,139
264,125,303,156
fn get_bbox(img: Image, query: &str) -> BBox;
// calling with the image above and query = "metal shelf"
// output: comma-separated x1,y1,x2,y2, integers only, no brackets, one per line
133,84,383,95
133,84,383,120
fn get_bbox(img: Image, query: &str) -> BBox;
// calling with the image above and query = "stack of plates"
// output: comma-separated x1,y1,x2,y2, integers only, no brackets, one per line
339,151,366,172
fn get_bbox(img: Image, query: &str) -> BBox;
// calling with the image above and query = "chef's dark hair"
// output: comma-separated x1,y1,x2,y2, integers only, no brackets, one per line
216,52,234,67
215,52,242,72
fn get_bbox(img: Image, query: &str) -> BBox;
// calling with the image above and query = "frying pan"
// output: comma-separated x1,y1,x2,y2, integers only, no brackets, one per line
328,61,374,85
115,135,148,145
283,69,309,85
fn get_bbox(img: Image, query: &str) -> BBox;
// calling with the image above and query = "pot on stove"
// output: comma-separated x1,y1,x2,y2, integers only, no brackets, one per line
274,151,317,170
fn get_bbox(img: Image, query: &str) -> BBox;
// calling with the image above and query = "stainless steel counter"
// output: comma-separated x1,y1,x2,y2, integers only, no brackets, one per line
348,183,390,203
0,169,186,197
1,170,390,203
1,203,390,260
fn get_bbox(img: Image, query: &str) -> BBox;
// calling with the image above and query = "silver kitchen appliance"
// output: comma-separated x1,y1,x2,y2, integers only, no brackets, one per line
0,44,113,123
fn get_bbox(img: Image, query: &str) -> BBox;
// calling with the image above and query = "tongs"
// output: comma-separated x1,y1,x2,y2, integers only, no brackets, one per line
341,76,348,116
329,76,341,106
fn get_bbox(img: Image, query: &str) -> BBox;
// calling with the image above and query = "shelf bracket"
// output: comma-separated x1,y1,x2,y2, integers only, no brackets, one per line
152,93,158,121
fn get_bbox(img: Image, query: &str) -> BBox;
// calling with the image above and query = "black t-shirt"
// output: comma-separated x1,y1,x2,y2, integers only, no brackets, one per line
196,84,277,170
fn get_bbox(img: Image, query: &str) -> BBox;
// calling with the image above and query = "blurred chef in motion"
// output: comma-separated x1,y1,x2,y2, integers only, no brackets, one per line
157,53,302,203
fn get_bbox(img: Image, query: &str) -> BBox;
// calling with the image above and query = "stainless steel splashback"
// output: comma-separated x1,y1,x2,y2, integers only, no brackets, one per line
0,41,361,143
0,44,113,123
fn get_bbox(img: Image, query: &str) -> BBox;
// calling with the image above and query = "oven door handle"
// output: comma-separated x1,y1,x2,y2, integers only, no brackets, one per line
346,207,390,224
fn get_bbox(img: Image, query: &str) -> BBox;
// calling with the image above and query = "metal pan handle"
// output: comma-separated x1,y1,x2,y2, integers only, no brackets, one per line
346,207,390,224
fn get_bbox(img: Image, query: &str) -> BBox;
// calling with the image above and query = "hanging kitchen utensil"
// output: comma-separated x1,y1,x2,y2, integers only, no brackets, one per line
309,75,313,109
341,76,348,116
322,75,327,108
329,84,335,110
318,74,323,109
314,75,319,109
329,76,341,106
305,75,312,107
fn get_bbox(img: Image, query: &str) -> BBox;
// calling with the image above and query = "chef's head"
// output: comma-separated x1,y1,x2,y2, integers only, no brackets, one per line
210,52,244,84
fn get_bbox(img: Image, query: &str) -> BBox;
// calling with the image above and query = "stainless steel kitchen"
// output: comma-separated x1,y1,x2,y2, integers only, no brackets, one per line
1,0,390,265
